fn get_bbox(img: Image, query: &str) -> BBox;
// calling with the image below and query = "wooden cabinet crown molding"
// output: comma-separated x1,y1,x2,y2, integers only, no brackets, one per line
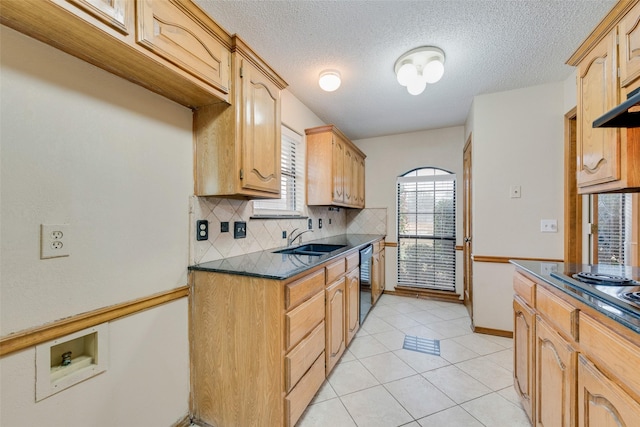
231,35,287,90
567,0,640,66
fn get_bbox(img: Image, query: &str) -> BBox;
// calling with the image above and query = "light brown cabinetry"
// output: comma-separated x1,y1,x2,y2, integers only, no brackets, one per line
136,0,230,97
346,267,360,345
1,0,234,107
190,268,325,427
191,246,369,426
194,36,286,198
325,276,346,374
535,316,576,427
513,295,535,422
568,0,640,193
513,269,640,427
306,125,366,208
371,239,386,305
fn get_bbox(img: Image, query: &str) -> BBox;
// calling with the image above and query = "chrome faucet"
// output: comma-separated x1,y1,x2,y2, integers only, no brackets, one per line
287,228,313,247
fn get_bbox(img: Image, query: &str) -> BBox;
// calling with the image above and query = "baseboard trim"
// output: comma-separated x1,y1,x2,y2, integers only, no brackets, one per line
0,285,189,357
387,287,462,304
473,326,513,338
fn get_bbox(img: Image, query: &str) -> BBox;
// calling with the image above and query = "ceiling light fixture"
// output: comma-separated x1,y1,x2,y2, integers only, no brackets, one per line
318,70,341,92
394,46,445,95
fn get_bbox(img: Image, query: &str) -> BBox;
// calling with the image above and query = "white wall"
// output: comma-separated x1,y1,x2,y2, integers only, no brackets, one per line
469,82,565,331
1,26,191,426
354,127,466,295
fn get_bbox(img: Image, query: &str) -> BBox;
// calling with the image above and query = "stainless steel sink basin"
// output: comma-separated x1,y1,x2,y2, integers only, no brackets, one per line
273,244,346,256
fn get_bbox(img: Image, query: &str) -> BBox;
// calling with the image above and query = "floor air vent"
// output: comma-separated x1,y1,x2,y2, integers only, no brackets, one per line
402,335,440,356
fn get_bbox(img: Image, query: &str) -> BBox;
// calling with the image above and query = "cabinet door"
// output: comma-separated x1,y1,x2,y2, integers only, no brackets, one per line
513,296,535,423
536,317,576,427
332,137,345,203
326,277,346,374
577,354,640,427
358,155,366,207
345,268,360,346
371,252,380,305
576,30,620,189
239,58,281,195
619,2,640,88
344,146,354,205
136,0,230,95
67,0,131,35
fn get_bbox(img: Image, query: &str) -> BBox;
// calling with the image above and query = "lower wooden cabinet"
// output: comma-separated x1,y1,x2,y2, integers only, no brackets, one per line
513,296,535,422
325,277,346,374
191,246,371,427
535,316,576,427
345,268,360,346
577,354,640,427
513,269,640,427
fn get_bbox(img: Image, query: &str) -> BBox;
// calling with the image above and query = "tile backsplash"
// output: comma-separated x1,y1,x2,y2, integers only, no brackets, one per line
189,196,387,265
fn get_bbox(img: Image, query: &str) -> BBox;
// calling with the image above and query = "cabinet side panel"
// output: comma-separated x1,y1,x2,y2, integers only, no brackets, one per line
191,271,283,426
193,103,236,196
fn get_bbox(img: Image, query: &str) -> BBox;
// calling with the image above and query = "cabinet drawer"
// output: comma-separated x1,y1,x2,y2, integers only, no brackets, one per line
580,312,640,400
285,291,324,351
285,269,325,310
285,321,325,393
514,272,536,307
326,258,346,283
537,286,578,340
346,251,359,272
285,352,325,427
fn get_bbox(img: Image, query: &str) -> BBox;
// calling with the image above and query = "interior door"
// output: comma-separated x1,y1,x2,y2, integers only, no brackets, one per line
463,136,473,320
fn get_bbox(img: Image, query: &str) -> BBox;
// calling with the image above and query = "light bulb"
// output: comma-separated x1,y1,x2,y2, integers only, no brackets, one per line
407,78,426,95
396,62,417,87
319,70,341,92
422,59,444,84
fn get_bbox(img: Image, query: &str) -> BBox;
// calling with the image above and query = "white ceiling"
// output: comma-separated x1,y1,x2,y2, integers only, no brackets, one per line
195,0,616,140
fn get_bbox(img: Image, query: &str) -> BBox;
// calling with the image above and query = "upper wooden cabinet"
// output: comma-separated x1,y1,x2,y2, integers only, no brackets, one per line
0,0,234,107
136,0,230,96
194,36,287,198
568,0,640,193
306,125,366,208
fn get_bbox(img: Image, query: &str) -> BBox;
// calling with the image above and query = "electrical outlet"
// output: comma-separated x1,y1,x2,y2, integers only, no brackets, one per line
196,220,208,241
234,221,246,239
510,185,521,198
308,218,313,230
282,231,287,239
540,219,558,233
319,218,323,229
41,224,70,259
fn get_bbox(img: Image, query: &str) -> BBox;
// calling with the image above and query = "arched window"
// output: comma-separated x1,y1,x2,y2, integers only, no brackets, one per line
397,167,456,291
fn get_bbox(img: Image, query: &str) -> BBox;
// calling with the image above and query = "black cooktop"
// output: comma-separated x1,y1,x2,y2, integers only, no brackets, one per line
551,264,640,316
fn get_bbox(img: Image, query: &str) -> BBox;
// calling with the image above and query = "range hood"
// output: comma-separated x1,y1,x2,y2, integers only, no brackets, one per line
593,87,640,128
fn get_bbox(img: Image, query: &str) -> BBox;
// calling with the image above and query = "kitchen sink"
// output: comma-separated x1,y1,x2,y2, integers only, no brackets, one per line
273,244,346,256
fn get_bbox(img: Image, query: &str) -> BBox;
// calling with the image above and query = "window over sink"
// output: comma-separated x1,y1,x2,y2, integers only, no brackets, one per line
253,125,305,217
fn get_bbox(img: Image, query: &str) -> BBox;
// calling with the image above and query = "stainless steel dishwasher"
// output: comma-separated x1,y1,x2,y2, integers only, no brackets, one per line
359,244,373,323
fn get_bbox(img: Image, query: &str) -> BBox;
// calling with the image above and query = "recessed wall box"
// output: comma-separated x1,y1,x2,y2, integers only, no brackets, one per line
36,323,108,401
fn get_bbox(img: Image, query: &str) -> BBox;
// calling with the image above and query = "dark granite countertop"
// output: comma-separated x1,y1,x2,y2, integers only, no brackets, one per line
189,234,385,280
511,260,640,334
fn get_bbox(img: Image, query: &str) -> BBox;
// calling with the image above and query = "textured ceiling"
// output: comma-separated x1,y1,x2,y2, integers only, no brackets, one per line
195,0,616,140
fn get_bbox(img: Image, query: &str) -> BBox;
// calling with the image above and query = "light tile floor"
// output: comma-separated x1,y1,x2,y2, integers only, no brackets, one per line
296,294,532,427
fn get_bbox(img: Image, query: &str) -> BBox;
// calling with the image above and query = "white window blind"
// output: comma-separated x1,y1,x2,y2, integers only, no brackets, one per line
598,193,633,265
254,125,305,216
397,168,456,291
